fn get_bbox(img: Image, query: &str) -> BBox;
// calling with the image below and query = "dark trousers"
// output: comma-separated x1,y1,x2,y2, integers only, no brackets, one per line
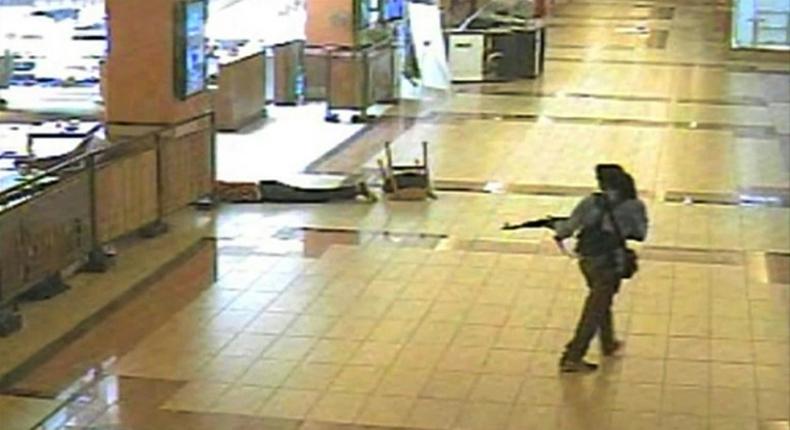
563,255,621,361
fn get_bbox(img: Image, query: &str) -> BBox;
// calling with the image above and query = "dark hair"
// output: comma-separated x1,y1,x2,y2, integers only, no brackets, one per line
618,172,638,199
596,165,637,200
595,164,623,190
595,164,624,180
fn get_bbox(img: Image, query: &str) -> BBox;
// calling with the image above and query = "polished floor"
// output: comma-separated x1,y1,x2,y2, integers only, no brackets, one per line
3,0,790,429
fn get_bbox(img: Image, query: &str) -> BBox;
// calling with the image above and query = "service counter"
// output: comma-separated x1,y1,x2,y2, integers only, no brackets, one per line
305,41,396,122
446,0,547,83
210,49,267,131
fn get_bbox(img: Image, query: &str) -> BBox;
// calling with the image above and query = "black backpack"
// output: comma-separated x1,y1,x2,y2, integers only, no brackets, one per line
575,194,620,257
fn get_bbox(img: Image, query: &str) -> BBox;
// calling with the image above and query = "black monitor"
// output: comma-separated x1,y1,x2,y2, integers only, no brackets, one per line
173,0,207,99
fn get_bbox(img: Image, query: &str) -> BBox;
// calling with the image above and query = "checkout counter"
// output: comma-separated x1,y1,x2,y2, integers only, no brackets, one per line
447,0,546,82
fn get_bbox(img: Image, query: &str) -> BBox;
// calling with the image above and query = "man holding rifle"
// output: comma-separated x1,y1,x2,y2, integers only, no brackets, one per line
504,165,648,372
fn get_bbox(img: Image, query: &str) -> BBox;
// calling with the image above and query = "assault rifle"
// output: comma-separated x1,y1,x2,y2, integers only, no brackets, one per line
501,216,568,231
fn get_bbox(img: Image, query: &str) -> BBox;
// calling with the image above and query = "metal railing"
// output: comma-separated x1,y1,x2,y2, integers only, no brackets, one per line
0,112,215,319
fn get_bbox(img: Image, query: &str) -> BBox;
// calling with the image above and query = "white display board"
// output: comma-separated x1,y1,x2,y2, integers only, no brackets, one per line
407,2,451,91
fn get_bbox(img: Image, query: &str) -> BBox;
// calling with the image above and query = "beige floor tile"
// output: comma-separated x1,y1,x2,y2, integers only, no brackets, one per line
329,366,386,394
620,358,666,384
753,342,790,367
413,321,460,345
670,315,710,338
376,367,431,397
711,363,757,388
394,343,447,369
262,337,317,361
238,359,300,387
422,371,479,400
401,281,442,301
755,366,790,392
496,327,542,350
469,374,523,403
536,329,574,353
508,405,558,430
712,339,755,363
662,385,710,416
356,395,415,427
193,354,256,383
630,314,670,335
708,416,759,430
518,376,567,406
160,380,226,412
558,406,612,430
711,318,752,340
284,315,339,337
219,333,278,357
710,387,758,417
348,342,402,367
453,402,512,430
483,349,531,375
308,392,367,423
437,346,489,372
626,334,669,359
210,384,273,415
668,337,710,361
610,411,660,430
427,302,472,324
665,359,711,386
282,363,341,391
758,390,790,420
451,325,500,349
437,283,481,303
528,351,564,377
659,413,708,430
368,319,418,343
323,317,377,341
305,339,361,364
615,383,663,412
408,398,464,430
386,299,433,320
465,304,511,326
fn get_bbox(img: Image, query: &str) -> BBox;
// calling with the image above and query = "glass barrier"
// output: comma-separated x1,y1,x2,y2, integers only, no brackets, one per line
732,0,790,50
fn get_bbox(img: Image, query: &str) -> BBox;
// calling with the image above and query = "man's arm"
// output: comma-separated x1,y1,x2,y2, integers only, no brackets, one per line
553,195,596,240
628,200,649,241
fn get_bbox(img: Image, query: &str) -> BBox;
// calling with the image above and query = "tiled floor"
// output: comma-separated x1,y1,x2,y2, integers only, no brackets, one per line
2,0,790,429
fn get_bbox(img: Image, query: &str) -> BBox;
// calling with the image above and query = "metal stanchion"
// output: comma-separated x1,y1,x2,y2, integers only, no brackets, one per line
84,151,112,272
140,133,169,237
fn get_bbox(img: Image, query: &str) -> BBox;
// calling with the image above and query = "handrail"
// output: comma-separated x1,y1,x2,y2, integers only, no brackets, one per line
0,135,98,204
0,112,214,205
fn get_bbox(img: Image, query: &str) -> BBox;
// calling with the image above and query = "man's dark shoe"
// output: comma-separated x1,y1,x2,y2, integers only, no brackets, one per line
602,340,625,357
559,359,599,373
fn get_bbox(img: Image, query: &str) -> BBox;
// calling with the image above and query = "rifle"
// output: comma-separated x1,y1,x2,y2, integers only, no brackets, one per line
501,216,568,231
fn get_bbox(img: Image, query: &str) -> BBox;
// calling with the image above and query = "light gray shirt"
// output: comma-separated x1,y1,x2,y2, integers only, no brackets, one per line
554,194,649,242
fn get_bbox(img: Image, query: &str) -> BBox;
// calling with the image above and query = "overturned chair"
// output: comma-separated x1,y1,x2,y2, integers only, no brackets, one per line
378,141,437,201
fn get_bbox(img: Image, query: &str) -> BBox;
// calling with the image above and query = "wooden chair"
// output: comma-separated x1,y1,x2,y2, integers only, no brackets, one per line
377,141,437,201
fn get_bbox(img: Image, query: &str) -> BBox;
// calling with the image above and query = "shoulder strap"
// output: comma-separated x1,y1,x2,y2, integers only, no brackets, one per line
601,196,626,246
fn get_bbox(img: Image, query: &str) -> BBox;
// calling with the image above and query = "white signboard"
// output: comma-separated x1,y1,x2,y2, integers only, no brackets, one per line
408,2,451,91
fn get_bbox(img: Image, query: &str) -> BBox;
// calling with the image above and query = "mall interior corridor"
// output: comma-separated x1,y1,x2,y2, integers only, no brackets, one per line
0,0,788,429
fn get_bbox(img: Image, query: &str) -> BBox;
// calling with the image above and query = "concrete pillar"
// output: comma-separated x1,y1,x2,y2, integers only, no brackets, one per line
104,0,210,124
